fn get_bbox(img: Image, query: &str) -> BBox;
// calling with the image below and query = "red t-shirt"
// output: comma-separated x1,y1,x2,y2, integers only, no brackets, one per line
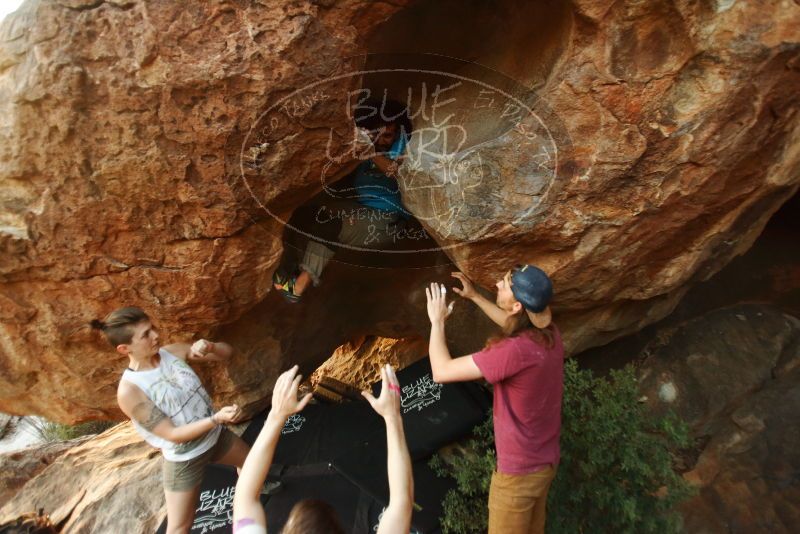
472,326,564,474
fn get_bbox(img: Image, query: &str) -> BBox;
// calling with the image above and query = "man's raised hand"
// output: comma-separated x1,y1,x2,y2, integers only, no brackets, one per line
362,364,402,421
270,365,312,421
451,272,477,300
353,127,377,160
426,282,454,325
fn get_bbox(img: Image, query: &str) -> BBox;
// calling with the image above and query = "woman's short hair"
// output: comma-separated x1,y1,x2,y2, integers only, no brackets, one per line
89,306,149,347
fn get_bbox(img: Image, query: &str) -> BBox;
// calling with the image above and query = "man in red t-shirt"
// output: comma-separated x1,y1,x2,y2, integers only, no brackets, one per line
424,264,564,534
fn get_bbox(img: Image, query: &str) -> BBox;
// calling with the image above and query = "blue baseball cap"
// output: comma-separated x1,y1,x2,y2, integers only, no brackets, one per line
510,265,553,313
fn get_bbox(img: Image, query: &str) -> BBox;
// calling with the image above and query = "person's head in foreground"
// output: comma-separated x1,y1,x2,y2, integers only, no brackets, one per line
233,364,412,534
281,499,345,534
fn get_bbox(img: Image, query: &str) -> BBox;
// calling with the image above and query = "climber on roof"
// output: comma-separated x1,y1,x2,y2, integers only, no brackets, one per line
91,307,250,534
272,99,413,303
424,265,564,534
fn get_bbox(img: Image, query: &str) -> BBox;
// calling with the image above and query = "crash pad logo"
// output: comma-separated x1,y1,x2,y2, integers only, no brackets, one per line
239,53,568,264
282,413,306,434
192,486,234,533
401,374,443,414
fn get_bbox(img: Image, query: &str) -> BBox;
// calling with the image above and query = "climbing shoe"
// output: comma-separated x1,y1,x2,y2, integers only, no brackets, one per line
272,269,302,303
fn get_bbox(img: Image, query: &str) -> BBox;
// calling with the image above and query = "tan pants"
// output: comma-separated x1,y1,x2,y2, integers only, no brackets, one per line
488,466,557,534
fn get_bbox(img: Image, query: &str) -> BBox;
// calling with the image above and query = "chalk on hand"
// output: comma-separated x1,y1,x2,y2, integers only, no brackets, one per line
440,286,447,294
447,302,454,313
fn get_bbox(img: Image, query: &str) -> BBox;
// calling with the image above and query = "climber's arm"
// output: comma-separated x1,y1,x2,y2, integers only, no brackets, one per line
163,341,234,363
117,382,222,443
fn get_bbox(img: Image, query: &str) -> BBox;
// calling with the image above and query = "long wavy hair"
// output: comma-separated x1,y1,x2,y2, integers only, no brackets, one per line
487,308,555,349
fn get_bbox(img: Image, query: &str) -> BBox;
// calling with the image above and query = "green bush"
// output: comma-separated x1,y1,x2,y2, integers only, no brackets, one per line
27,418,116,443
429,415,495,534
430,359,694,533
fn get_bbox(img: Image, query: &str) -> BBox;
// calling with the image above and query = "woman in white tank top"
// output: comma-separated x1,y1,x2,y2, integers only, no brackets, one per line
92,306,250,534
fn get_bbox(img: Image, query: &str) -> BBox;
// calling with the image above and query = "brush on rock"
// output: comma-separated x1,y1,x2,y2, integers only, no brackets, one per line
317,376,363,401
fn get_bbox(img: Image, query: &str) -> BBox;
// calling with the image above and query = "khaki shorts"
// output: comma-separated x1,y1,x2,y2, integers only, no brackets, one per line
162,428,236,492
488,465,557,534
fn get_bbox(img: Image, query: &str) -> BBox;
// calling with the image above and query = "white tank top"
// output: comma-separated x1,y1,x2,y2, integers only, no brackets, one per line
121,348,221,462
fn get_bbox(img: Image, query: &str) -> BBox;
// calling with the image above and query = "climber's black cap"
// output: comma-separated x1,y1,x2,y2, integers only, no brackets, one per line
510,264,553,313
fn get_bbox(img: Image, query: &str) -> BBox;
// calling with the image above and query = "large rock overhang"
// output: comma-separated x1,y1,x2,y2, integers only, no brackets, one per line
0,0,798,421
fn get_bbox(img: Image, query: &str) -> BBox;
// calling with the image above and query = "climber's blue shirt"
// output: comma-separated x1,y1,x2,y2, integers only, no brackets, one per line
354,134,408,217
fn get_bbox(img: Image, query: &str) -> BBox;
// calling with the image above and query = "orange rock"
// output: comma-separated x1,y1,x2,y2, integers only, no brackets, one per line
0,423,164,533
0,0,799,422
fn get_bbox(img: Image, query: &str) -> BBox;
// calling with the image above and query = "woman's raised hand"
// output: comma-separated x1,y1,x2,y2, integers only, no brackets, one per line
270,365,312,420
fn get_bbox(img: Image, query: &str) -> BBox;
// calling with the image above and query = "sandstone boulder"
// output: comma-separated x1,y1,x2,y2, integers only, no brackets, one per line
0,423,164,533
0,433,92,505
310,335,427,392
637,304,800,533
0,0,798,421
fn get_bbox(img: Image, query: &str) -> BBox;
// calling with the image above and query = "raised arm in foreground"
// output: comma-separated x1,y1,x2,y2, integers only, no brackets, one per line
233,365,311,528
362,364,413,534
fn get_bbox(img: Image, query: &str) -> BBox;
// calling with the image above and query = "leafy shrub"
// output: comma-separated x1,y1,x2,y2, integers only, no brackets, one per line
430,359,693,533
428,415,495,534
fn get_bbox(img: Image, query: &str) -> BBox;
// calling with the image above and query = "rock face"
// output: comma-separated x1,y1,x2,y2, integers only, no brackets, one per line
637,304,800,533
0,433,92,505
0,423,164,533
310,335,428,392
0,414,13,439
0,0,799,420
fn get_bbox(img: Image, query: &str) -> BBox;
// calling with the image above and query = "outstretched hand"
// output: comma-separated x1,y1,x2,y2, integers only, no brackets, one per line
451,272,478,300
270,365,312,421
426,282,454,325
362,364,402,421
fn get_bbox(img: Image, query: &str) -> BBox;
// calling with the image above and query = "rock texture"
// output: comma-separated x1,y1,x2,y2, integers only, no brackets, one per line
0,423,164,533
0,414,12,439
0,433,92,505
637,304,800,533
0,0,799,420
310,335,428,392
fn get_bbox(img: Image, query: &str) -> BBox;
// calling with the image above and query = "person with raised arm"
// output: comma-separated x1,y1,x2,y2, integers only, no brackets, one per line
425,265,564,534
232,364,413,534
272,99,413,303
